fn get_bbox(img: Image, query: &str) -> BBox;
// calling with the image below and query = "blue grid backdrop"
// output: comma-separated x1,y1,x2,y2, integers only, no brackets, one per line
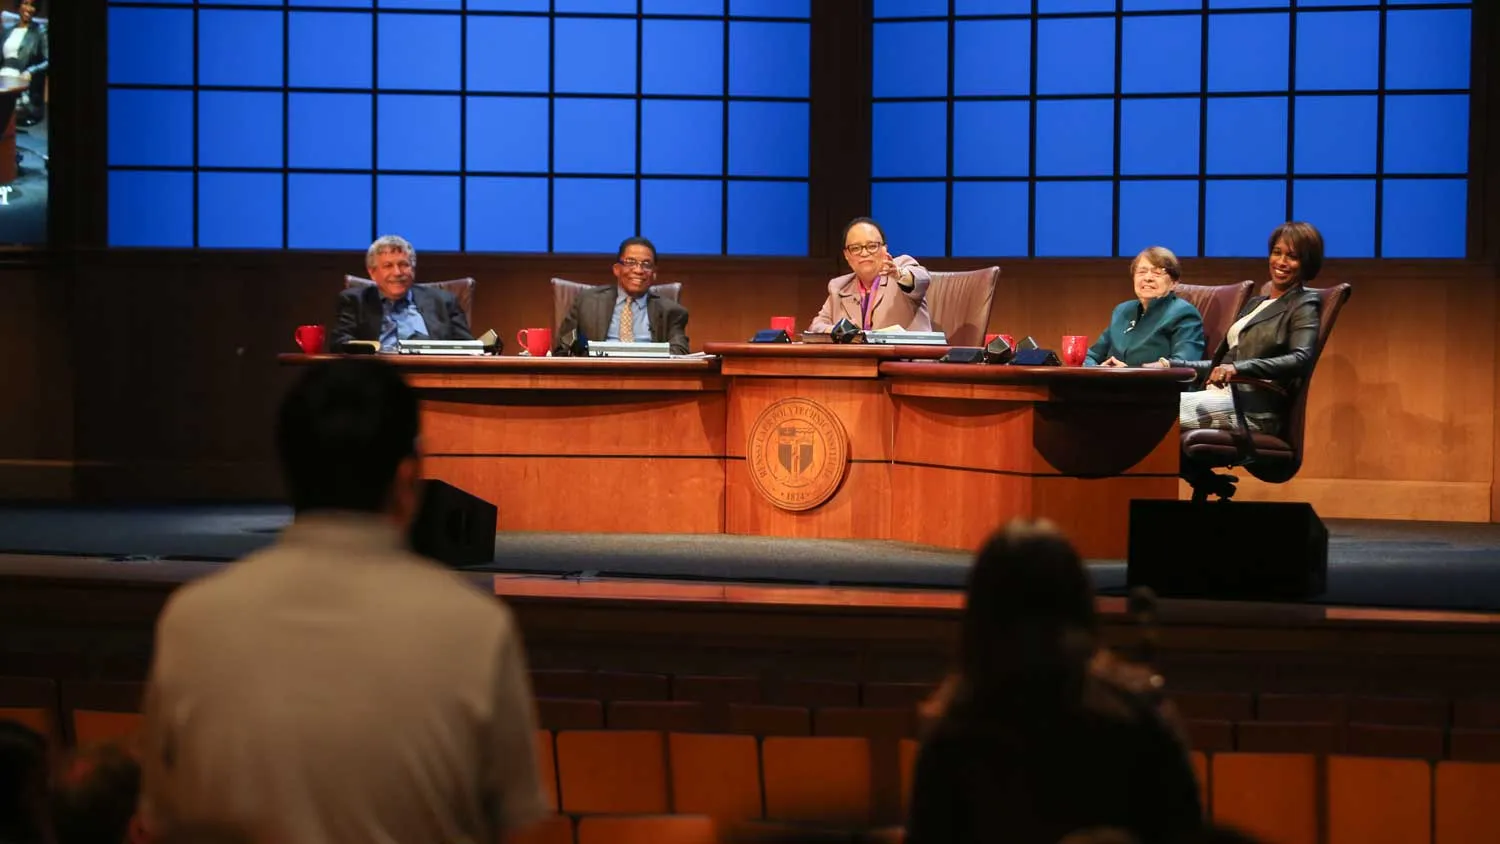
871,0,1472,259
106,0,812,255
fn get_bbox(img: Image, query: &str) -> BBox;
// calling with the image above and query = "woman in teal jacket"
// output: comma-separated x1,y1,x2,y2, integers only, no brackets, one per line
1084,246,1206,367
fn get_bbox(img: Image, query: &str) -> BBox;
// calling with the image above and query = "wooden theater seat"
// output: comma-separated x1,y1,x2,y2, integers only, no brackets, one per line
607,700,708,732
1436,761,1500,843
674,675,762,705
62,680,144,748
510,815,573,844
1327,755,1431,844
537,698,605,731
762,736,873,825
1211,753,1318,844
577,815,717,844
556,730,669,814
0,676,60,741
669,733,763,822
728,704,811,737
813,707,917,740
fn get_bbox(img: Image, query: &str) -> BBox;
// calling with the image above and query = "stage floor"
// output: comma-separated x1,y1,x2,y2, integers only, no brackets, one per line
1,504,1499,612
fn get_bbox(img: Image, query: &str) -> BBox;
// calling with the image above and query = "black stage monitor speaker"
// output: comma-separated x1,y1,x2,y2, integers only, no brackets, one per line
1127,499,1327,600
411,480,498,567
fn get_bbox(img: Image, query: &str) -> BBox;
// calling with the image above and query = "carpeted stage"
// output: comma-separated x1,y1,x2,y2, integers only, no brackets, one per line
2,504,1500,612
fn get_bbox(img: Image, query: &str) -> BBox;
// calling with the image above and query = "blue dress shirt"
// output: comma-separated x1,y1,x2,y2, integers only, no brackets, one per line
380,289,430,351
607,287,652,342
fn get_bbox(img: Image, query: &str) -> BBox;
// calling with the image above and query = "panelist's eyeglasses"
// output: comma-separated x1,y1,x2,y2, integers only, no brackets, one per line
618,259,656,271
845,241,886,257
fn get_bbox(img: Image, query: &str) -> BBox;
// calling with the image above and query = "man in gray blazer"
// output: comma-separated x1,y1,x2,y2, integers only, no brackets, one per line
333,235,473,350
555,236,691,355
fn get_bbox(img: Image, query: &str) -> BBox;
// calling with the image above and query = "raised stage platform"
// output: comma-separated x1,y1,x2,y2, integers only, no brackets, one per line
2,504,1500,611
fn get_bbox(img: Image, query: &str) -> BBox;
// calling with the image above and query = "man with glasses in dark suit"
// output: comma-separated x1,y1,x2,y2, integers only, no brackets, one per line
555,236,691,355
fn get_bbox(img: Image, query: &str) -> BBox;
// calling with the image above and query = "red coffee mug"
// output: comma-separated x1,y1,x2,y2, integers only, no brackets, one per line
1061,335,1090,367
294,324,326,355
770,316,796,334
516,327,553,358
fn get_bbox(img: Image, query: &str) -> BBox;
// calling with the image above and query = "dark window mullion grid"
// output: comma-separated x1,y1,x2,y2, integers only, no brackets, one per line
1197,0,1208,258
721,7,731,256
1027,0,1039,257
192,1,200,248
1284,7,1297,228
634,0,644,239
1374,3,1388,258
371,8,380,245
460,0,468,252
546,1,556,252
282,1,290,249
870,88,1462,103
944,0,955,257
116,83,811,101
1110,0,1123,258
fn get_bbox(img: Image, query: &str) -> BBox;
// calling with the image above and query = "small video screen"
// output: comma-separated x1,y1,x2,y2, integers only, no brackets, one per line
0,0,47,246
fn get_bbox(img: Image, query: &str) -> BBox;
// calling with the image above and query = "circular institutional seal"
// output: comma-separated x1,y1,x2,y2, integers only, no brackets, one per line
747,397,850,512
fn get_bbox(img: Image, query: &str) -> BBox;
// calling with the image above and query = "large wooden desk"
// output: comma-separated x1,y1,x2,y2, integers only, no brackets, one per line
281,350,1192,557
282,355,728,534
706,344,1191,558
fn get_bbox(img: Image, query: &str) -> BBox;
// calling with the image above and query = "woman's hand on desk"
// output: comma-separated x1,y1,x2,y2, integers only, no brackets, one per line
1207,363,1237,387
1098,356,1127,368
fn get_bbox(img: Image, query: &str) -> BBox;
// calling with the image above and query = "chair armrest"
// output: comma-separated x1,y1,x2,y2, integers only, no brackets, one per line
1227,375,1288,397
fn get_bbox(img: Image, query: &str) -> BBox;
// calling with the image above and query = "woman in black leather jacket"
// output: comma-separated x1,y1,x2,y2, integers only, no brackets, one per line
1171,221,1324,437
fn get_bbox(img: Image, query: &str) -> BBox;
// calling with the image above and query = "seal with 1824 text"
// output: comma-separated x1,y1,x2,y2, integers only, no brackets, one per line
746,397,850,512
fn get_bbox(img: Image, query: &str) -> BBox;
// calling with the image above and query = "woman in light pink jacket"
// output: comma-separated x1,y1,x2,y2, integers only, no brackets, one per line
808,217,932,333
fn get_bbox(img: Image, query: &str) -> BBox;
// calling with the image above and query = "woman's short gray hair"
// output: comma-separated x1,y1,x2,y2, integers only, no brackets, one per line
1129,246,1180,281
366,235,416,269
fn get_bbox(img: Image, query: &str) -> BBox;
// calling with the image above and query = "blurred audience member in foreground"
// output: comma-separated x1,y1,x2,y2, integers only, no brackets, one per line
52,742,141,844
138,358,547,844
906,520,1202,844
0,719,49,844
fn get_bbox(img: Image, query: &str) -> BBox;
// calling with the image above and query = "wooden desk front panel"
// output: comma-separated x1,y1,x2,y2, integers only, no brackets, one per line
419,388,728,535
888,397,1180,557
725,460,890,540
420,391,727,457
891,395,1179,477
885,366,1183,556
724,377,893,540
890,467,1176,559
425,455,725,534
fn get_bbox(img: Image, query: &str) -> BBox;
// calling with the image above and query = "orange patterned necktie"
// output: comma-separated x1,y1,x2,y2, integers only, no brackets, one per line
620,299,635,342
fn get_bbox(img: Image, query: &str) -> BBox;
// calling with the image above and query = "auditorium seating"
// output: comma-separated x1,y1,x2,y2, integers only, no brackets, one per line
14,673,1500,842
12,669,1500,764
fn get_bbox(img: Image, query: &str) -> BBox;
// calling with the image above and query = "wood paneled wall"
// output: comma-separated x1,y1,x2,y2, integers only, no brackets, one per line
0,261,73,498
1,251,1495,526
